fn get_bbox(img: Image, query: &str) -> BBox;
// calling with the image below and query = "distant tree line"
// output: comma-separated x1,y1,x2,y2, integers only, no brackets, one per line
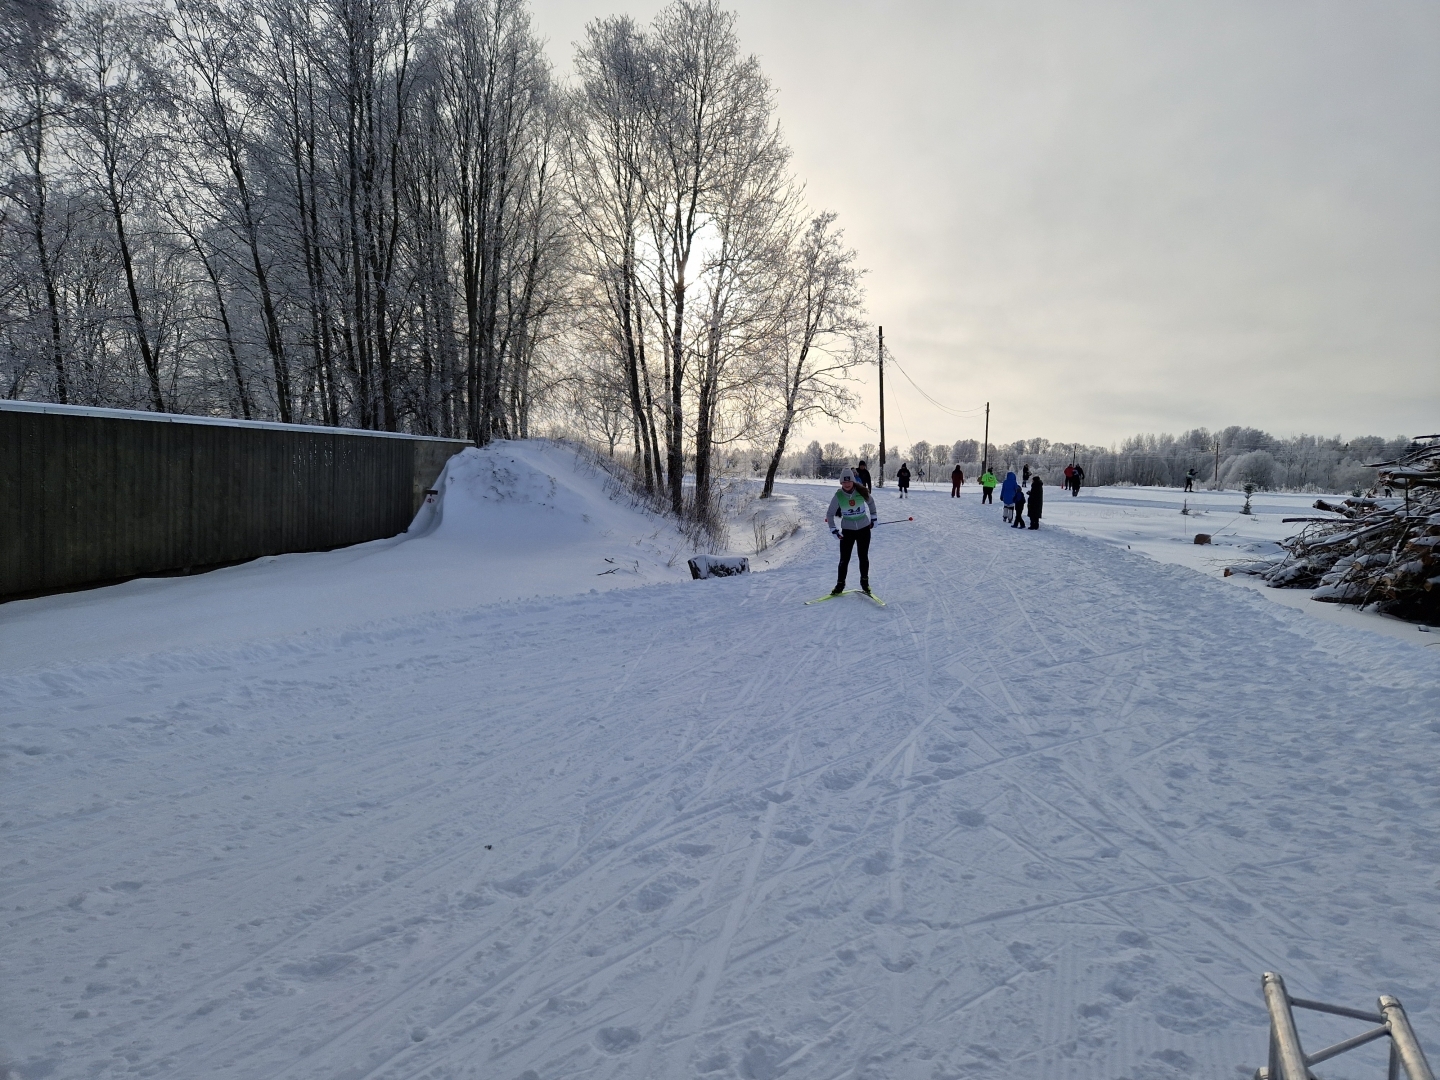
768,428,1414,494
0,0,866,522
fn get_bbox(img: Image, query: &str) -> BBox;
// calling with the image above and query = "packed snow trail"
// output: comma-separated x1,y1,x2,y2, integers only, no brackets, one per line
4,473,1440,1080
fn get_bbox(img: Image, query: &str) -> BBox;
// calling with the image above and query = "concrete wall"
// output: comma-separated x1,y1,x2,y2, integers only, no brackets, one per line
1,402,468,601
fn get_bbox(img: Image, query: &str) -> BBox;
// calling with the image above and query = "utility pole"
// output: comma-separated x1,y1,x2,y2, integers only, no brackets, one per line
981,401,989,473
877,326,886,487
1213,439,1220,484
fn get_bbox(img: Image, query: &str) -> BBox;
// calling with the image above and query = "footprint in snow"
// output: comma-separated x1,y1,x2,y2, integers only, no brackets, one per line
597,1026,640,1053
280,953,355,979
862,852,891,875
740,1032,799,1080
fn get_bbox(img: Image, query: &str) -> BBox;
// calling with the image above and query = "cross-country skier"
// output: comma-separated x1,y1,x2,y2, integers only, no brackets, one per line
1184,468,1195,492
979,468,996,503
826,468,878,595
896,463,911,498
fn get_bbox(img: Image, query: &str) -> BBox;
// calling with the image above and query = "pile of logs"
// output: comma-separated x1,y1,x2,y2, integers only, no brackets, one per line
1234,436,1440,622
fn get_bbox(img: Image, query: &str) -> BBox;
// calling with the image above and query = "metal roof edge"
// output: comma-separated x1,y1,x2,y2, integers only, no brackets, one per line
0,399,472,444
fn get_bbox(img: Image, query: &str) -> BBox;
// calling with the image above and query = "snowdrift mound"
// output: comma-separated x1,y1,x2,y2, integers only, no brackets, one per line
0,441,697,670
414,440,696,582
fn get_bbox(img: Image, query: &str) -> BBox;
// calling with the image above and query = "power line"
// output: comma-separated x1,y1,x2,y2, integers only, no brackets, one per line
885,356,987,419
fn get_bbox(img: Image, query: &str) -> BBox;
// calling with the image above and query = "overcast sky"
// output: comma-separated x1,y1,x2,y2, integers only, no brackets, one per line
531,0,1439,451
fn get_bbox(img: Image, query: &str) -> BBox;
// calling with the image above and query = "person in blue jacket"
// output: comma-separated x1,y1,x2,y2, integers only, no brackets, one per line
999,470,1019,522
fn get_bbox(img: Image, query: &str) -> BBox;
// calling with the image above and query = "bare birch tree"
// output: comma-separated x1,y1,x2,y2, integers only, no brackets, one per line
759,212,865,497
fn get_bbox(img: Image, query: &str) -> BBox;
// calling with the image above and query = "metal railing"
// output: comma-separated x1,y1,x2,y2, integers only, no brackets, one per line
1255,972,1435,1080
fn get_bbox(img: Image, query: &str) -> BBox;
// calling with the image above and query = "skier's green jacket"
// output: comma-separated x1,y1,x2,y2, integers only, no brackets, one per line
980,471,996,489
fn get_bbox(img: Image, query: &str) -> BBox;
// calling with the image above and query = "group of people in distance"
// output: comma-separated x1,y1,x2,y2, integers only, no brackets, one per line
825,454,1081,593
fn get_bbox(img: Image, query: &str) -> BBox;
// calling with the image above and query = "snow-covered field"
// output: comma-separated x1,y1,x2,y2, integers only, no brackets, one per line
4,448,1439,1080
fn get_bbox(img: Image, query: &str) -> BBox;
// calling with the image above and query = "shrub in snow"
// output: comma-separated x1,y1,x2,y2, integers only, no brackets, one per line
689,555,750,579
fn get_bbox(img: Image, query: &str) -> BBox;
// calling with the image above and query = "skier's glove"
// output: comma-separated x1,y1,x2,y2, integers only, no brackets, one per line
830,527,841,539
870,519,878,529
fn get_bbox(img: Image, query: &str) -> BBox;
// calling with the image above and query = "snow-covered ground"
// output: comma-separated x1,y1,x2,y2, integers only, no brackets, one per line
1033,482,1436,643
4,453,1439,1080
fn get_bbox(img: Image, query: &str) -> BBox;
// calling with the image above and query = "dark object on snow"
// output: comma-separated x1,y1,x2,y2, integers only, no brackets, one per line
1194,533,1212,545
688,555,750,580
1231,435,1440,622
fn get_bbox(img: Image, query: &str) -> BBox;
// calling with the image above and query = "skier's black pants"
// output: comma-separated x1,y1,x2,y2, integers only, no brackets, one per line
981,487,994,503
837,525,871,588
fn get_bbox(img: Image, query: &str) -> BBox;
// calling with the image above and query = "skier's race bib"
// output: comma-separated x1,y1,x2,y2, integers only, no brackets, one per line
837,493,869,523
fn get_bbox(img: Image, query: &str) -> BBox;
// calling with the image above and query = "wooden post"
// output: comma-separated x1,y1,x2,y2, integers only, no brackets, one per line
981,401,989,474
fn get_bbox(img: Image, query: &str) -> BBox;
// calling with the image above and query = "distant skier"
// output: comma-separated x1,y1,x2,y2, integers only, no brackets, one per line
1027,476,1043,529
1010,482,1026,527
950,464,964,497
1184,468,1195,493
825,469,878,595
979,468,996,504
855,459,873,495
1000,470,1019,523
896,463,911,498
1071,464,1085,496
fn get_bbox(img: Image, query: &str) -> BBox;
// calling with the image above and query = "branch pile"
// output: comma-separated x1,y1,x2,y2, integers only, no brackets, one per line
1234,436,1440,622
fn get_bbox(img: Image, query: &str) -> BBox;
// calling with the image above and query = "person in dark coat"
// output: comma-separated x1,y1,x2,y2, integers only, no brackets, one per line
950,464,964,497
855,460,873,494
1027,476,1043,529
896,463,911,497
1010,483,1026,527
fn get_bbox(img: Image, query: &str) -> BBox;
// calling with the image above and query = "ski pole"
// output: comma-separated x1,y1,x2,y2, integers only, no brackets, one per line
875,517,914,525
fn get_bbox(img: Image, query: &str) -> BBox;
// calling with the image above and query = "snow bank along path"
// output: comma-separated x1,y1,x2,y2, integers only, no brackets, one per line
4,462,1439,1079
0,442,700,670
